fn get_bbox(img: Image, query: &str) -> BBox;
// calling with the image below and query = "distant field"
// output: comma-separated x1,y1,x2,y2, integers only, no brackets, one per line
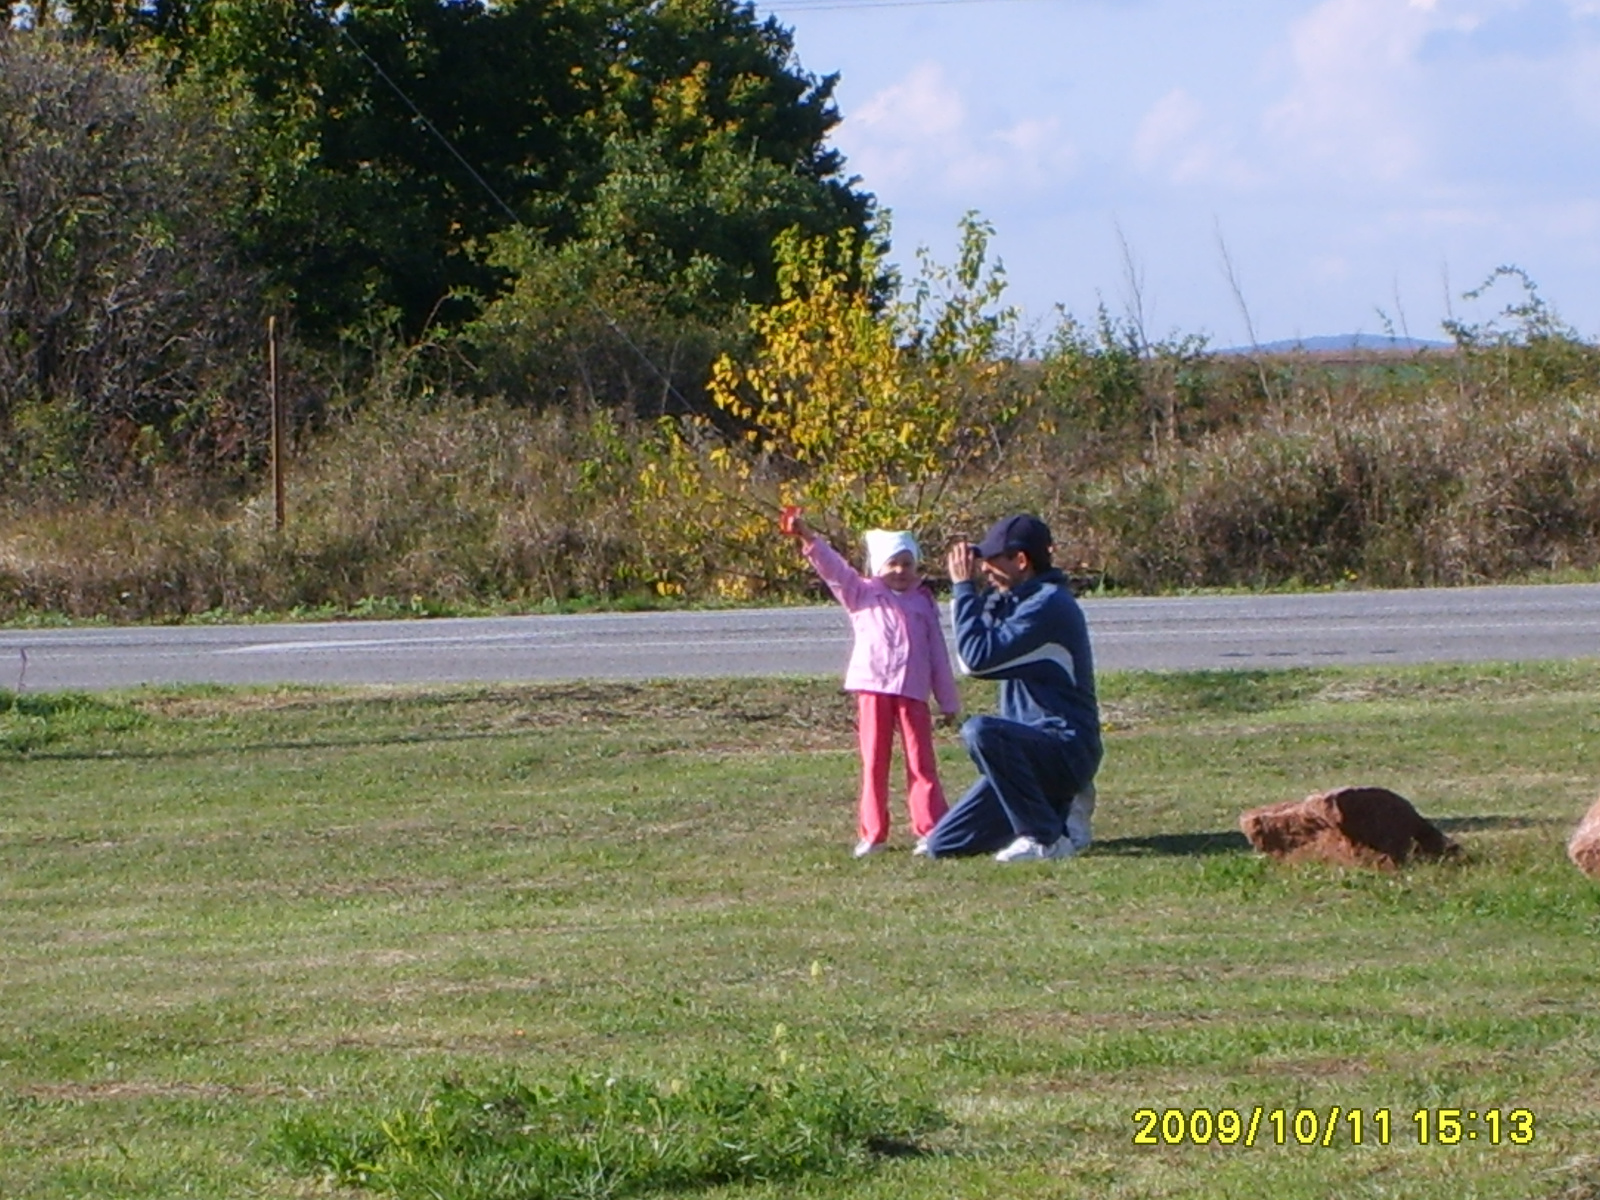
3,665,1599,1199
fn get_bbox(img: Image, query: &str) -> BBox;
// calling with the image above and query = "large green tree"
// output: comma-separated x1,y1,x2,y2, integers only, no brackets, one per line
60,0,874,346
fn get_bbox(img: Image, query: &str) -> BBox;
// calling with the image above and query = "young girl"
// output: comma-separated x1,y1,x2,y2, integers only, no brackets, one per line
783,510,960,856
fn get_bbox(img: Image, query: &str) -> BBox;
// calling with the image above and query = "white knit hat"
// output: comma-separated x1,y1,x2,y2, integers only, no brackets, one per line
864,529,920,576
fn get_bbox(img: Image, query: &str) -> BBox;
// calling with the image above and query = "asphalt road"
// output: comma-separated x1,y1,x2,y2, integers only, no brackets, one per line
4,582,1600,693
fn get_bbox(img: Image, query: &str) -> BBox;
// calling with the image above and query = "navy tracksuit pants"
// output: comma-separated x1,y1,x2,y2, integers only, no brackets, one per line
925,714,1097,857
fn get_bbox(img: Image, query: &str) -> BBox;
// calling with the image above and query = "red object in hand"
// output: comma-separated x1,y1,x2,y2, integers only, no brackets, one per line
779,505,801,535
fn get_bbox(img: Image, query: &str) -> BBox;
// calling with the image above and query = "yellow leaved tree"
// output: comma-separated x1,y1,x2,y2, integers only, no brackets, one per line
632,213,1031,598
708,213,1030,543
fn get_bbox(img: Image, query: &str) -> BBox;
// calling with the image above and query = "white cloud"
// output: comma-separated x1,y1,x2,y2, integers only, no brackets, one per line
851,61,964,141
1261,0,1436,182
1132,88,1263,188
1133,89,1203,168
995,116,1075,168
1308,254,1354,282
838,61,1077,200
1255,0,1600,188
1571,44,1600,123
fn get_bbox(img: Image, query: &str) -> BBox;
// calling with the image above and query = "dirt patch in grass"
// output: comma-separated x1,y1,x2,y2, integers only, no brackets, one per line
130,678,861,752
17,1081,291,1101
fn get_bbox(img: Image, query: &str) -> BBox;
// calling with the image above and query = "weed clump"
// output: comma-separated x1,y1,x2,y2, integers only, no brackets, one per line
275,1068,945,1199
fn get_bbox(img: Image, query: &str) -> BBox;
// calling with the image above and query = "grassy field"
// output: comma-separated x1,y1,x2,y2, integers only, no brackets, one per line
3,663,1599,1199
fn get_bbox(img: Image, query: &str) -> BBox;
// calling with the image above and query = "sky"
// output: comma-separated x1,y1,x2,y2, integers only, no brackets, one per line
759,0,1600,347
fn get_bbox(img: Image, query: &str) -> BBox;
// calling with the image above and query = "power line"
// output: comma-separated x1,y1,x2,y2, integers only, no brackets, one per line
335,22,521,226
332,19,690,408
768,0,1047,12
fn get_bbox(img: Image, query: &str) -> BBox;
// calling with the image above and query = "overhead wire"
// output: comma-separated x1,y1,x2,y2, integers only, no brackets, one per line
335,23,522,226
767,0,1049,12
332,18,691,408
333,1,1022,406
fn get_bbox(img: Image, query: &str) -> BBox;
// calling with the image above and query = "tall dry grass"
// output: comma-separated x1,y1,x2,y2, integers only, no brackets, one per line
1076,370,1600,591
0,403,646,620
5,345,1600,621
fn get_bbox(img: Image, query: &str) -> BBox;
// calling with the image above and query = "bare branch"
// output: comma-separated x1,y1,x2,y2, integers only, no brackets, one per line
1213,219,1259,351
1114,220,1148,355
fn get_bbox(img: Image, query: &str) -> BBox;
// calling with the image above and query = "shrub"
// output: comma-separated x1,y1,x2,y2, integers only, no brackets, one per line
706,215,1029,539
1091,386,1600,590
0,30,264,498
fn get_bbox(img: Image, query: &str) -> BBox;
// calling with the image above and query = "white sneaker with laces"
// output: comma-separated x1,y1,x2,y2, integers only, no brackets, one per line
994,834,1075,863
854,838,885,858
1066,783,1097,852
912,836,931,857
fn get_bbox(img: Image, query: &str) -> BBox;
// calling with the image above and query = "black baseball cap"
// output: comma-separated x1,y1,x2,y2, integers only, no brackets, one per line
974,514,1052,562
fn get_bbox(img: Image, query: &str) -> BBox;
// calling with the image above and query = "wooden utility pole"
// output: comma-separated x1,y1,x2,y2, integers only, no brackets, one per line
269,316,286,530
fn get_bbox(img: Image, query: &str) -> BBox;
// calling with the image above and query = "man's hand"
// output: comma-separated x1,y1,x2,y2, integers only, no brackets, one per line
946,541,978,584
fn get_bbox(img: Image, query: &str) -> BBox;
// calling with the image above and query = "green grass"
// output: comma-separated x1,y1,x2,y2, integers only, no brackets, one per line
3,665,1600,1198
273,1068,944,1198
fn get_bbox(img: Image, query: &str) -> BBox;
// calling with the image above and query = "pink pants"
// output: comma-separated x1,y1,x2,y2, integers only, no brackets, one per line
856,692,949,844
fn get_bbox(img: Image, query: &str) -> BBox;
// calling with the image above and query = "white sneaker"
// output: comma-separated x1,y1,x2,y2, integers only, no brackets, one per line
912,836,931,857
854,838,885,858
1066,784,1097,852
994,835,1075,863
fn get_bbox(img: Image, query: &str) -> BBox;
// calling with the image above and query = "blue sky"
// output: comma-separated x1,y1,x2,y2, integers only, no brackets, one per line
762,0,1600,346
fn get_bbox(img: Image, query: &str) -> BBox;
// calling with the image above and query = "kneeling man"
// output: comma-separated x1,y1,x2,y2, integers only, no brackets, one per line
923,514,1102,862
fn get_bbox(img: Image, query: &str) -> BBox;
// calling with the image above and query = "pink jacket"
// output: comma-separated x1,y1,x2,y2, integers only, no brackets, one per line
803,536,961,715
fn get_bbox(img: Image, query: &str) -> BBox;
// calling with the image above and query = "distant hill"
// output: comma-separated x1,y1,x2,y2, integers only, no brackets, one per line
1220,334,1453,355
